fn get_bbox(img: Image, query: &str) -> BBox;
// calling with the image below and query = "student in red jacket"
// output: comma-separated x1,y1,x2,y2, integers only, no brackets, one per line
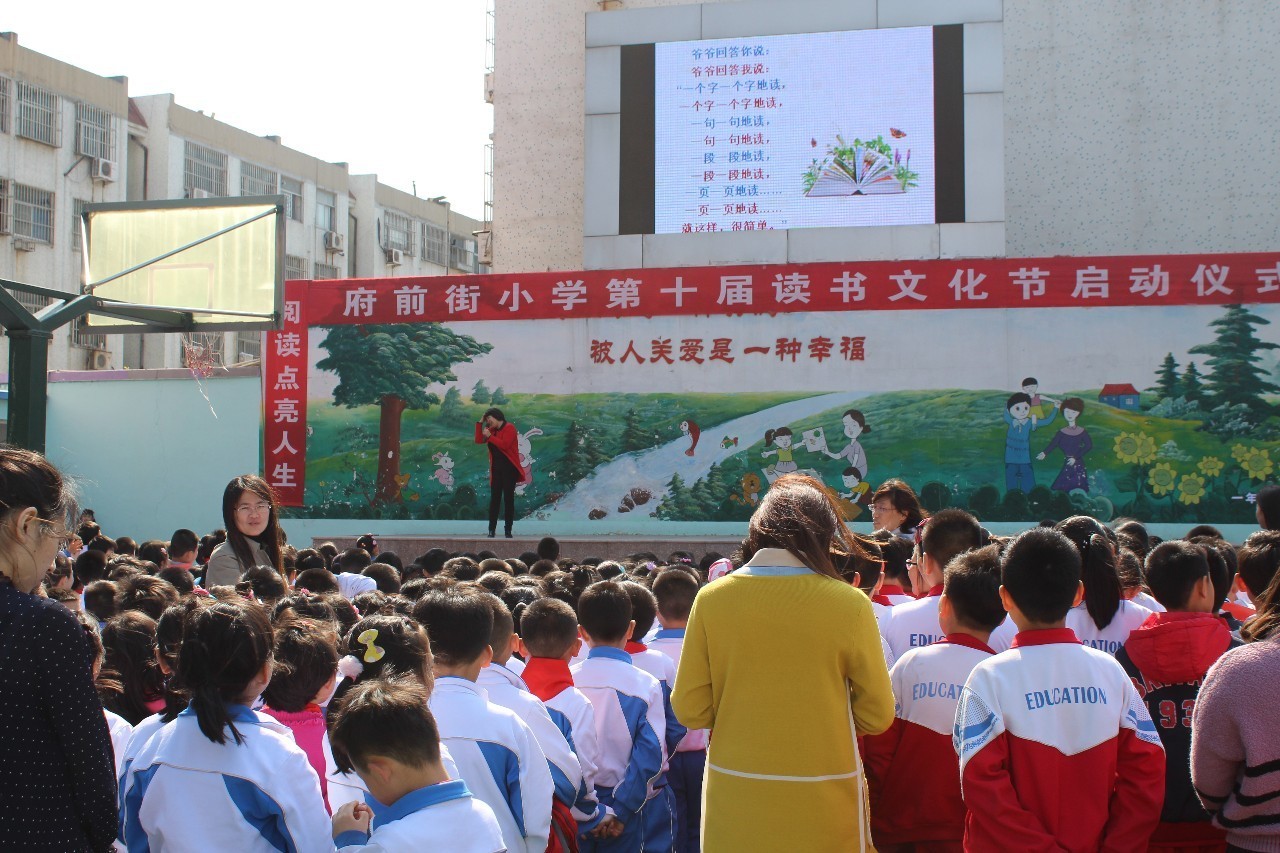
954,528,1165,853
864,543,1005,852
1116,541,1239,852
474,407,527,539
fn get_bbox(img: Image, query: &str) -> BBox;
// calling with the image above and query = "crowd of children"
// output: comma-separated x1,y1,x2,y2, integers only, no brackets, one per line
16,476,1280,853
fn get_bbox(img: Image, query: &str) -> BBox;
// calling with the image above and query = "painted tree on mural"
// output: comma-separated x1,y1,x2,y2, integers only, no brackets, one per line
1190,305,1280,415
1150,353,1180,400
317,325,492,504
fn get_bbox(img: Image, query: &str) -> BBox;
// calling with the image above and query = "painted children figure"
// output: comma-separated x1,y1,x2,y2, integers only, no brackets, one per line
1021,377,1058,420
761,427,798,478
836,467,872,520
824,409,872,479
1003,392,1058,493
1037,397,1093,493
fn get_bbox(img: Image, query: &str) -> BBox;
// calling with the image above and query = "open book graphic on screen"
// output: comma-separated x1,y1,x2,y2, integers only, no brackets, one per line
803,134,918,197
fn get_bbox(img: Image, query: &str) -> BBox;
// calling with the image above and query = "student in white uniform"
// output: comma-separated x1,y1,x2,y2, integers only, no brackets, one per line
883,510,986,662
414,587,554,853
121,599,334,853
1057,517,1152,654
328,677,506,853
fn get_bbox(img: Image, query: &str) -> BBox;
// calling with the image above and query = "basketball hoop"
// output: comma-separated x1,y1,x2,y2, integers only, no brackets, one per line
181,333,217,379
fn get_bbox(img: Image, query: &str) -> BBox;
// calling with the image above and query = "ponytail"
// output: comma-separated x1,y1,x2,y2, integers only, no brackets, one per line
174,600,274,745
1055,517,1121,630
764,429,777,447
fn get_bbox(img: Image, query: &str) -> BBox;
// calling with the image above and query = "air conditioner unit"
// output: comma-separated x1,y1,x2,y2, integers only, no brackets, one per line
483,71,495,104
13,238,37,252
89,350,111,370
385,247,403,266
191,188,212,199
324,231,345,253
91,158,118,182
477,231,493,265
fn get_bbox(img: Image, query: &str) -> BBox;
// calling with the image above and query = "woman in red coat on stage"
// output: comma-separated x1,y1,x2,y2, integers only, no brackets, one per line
475,407,527,538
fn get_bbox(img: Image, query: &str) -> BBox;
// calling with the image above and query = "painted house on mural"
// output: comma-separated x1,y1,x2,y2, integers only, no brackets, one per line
1098,384,1141,410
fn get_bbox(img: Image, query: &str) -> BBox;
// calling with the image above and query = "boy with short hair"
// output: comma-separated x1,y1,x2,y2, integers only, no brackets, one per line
328,677,506,852
883,509,984,661
864,545,1005,852
954,528,1165,851
1116,541,1239,851
648,569,707,853
572,581,668,852
413,588,554,853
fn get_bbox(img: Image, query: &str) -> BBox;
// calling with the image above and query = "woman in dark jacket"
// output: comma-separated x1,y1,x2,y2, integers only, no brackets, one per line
0,448,118,851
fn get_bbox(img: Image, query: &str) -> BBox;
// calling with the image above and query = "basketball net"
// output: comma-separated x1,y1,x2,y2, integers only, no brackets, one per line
180,332,219,419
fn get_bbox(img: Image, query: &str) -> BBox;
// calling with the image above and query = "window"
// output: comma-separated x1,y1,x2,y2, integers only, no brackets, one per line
383,210,414,253
12,287,51,315
314,261,340,279
281,176,303,222
13,183,54,244
240,161,278,197
72,316,107,350
16,81,61,147
315,189,336,232
235,330,262,362
75,103,115,161
184,141,228,197
421,222,446,265
0,179,9,234
0,77,10,134
72,198,89,251
450,234,478,273
285,254,308,280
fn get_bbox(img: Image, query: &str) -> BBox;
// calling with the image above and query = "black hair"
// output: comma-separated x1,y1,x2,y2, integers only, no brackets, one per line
0,444,83,550
621,581,658,641
345,613,432,684
1021,377,1038,387
1237,530,1280,599
155,600,207,721
157,567,195,596
500,585,542,633
578,581,634,644
483,407,506,423
116,574,180,621
1185,524,1225,540
1113,519,1150,559
536,537,561,561
1257,485,1280,530
873,532,915,589
943,544,1007,632
175,599,274,744
241,566,287,604
377,551,403,572
1001,528,1082,625
484,594,516,660
294,567,340,595
1189,535,1236,613
262,616,339,713
652,568,699,622
351,591,391,618
74,549,109,587
100,610,164,725
400,578,431,601
763,426,793,447
413,588,494,665
477,571,513,596
115,536,137,556
443,556,481,582
294,548,326,572
1055,516,1121,629
83,579,118,623
415,548,450,576
921,508,984,576
196,534,221,565
169,529,200,558
338,548,373,573
355,534,378,554
529,558,559,578
1145,541,1212,611
317,542,339,569
329,677,441,775
1114,548,1144,592
270,592,338,627
88,535,118,555
520,597,580,658
843,466,863,481
136,540,166,566
221,475,284,574
1006,392,1032,411
363,563,402,594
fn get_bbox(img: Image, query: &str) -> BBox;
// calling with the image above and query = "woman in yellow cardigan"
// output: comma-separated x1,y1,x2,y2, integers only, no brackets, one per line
672,474,894,852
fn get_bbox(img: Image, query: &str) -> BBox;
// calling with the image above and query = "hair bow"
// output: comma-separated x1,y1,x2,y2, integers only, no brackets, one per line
358,628,385,664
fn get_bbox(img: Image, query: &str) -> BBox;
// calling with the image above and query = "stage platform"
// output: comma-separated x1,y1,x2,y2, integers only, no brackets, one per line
312,534,744,562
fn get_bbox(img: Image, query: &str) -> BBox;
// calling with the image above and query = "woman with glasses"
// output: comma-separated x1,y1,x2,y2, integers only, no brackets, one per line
203,474,285,589
0,447,118,851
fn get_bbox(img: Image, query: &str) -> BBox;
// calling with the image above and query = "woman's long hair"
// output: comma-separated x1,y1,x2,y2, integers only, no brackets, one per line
1242,567,1280,642
221,475,283,575
1056,516,1121,629
741,474,874,580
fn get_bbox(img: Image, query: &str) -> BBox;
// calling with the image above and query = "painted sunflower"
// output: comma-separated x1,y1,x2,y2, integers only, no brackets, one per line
1149,462,1178,496
1242,448,1274,481
1197,457,1224,478
1178,473,1207,505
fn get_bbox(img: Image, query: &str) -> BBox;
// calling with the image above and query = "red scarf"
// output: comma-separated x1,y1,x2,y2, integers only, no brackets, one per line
625,641,647,654
521,657,574,703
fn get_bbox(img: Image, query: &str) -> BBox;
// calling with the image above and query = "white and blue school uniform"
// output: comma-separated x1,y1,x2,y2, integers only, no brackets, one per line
478,661,604,835
335,778,506,853
1131,591,1166,614
120,704,333,853
429,676,554,853
104,710,134,777
323,731,462,815
882,588,946,662
648,628,708,853
629,646,683,853
572,646,667,852
1065,599,1153,655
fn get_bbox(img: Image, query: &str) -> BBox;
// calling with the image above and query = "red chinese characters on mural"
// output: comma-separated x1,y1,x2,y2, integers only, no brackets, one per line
588,336,866,365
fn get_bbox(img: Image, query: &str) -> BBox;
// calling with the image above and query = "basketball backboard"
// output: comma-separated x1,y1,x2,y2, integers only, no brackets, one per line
82,195,285,332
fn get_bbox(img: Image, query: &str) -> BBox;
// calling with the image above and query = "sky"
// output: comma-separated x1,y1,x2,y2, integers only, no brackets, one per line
5,0,493,219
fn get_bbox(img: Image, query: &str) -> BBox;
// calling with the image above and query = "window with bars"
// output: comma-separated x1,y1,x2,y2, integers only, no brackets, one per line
315,189,336,232
240,161,278,197
72,198,89,251
235,330,262,362
281,176,303,221
383,210,414,253
0,179,9,234
16,81,61,147
13,183,54,244
75,103,115,161
184,141,228,196
0,78,10,134
285,254,308,280
72,316,107,350
450,235,478,273
421,222,446,265
314,261,340,279
10,287,51,315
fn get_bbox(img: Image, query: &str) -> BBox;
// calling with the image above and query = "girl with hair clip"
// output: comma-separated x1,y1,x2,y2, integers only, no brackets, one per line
203,474,286,589
1058,516,1152,654
0,447,118,852
99,610,166,725
120,599,334,853
322,613,463,815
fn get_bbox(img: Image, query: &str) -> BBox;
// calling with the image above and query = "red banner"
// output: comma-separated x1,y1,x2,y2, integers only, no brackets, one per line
262,251,1280,504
